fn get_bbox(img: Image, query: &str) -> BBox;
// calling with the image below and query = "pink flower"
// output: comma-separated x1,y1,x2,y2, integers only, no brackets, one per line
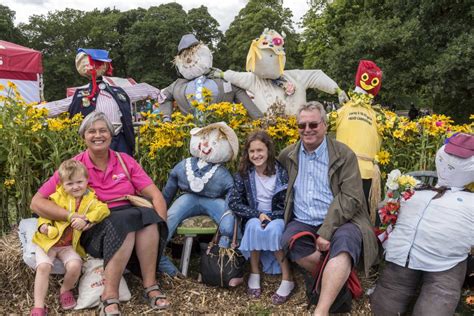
272,37,284,46
435,121,443,127
285,82,295,95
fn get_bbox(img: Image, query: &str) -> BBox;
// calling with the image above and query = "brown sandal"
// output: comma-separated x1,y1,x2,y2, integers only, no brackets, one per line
143,284,170,310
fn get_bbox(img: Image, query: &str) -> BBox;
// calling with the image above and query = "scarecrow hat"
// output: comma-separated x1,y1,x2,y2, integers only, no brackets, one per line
445,133,474,159
190,122,239,160
246,29,286,75
77,48,112,62
178,34,200,54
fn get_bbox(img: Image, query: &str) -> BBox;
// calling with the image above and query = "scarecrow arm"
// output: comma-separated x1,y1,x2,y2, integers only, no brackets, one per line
222,70,257,92
233,86,263,119
288,69,340,94
36,96,73,118
122,83,166,103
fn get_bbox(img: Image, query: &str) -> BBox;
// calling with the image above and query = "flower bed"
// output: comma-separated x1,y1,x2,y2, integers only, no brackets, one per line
1,83,472,231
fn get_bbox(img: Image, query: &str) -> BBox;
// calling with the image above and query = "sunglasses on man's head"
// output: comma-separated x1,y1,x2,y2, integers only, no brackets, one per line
297,120,323,130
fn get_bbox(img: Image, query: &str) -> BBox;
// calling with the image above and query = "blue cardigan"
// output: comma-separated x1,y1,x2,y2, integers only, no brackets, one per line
228,162,288,220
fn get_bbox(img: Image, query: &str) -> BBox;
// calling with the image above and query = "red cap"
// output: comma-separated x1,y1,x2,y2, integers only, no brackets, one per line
445,133,474,158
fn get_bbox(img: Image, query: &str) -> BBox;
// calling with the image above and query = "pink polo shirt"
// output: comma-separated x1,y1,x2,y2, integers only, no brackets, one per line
38,149,154,208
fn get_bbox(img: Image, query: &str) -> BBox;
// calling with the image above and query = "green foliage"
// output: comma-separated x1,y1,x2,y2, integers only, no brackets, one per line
0,5,24,43
216,0,302,71
187,6,223,52
301,0,473,122
123,3,190,89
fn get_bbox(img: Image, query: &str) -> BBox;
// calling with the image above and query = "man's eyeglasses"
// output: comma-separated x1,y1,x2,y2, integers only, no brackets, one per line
297,120,323,130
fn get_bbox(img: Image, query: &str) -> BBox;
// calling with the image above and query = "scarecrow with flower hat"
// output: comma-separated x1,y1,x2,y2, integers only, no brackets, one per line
212,28,348,115
335,60,384,223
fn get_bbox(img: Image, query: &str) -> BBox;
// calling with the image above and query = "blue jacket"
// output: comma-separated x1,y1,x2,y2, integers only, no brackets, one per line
228,162,288,220
162,157,234,206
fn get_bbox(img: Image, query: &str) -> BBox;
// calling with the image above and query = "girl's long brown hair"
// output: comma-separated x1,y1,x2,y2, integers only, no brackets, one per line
238,130,276,177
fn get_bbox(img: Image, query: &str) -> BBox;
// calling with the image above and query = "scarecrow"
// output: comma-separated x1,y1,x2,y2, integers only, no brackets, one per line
335,60,383,223
212,29,348,114
371,133,474,316
159,34,262,121
39,48,136,155
158,122,243,288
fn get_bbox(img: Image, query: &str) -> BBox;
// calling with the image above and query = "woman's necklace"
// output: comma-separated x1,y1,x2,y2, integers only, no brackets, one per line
185,158,219,192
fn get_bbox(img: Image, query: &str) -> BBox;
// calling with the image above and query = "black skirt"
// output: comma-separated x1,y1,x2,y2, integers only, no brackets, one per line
81,205,168,276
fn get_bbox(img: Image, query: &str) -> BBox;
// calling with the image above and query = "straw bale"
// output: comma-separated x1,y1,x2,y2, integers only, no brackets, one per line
0,230,375,314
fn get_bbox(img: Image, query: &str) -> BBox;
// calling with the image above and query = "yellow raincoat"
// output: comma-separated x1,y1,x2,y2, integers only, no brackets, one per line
32,186,110,258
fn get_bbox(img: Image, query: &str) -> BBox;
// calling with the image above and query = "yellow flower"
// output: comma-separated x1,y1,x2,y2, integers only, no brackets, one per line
398,175,418,188
7,81,16,88
375,150,391,165
4,179,15,188
393,129,404,139
0,84,4,91
31,122,42,132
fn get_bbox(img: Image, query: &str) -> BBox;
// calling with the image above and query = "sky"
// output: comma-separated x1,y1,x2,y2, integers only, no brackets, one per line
4,0,310,32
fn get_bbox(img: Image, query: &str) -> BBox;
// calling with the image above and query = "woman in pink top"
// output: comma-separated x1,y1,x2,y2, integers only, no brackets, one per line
30,112,169,315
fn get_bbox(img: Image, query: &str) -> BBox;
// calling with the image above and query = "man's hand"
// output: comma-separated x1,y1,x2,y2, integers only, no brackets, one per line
316,236,330,252
208,67,224,79
337,88,349,105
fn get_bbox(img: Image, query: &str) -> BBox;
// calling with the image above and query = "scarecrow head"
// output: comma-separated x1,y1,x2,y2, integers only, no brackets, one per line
436,133,474,188
75,48,113,80
355,60,382,96
246,28,286,80
174,34,213,80
75,48,113,101
189,122,239,164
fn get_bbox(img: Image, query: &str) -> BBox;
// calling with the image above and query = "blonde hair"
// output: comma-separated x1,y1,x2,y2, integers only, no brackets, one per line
58,159,88,183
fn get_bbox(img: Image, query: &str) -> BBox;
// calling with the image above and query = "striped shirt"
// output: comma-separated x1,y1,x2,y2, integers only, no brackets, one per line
293,137,334,226
38,83,165,123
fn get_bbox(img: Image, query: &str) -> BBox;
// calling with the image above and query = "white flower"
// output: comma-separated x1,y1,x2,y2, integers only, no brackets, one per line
386,169,401,190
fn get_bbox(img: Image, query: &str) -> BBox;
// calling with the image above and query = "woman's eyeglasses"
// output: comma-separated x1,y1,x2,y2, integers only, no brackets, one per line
297,120,323,130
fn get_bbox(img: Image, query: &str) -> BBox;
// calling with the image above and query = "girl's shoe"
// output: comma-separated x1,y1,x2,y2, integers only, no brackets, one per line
59,290,76,310
247,287,262,299
30,307,48,316
271,283,296,305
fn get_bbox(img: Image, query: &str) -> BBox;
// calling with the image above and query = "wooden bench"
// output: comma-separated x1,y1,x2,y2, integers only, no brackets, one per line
176,215,217,277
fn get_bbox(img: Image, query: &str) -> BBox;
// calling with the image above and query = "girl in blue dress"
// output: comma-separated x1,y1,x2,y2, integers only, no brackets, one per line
228,130,294,304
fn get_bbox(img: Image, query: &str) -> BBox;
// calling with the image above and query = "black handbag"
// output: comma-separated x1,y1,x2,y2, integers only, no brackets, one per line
200,212,245,288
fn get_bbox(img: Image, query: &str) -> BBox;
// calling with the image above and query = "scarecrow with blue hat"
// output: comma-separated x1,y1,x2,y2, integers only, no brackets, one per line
158,34,262,121
37,48,139,156
68,48,135,156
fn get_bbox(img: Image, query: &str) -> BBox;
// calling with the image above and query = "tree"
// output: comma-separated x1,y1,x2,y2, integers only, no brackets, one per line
300,0,473,122
216,0,302,71
0,5,24,43
20,8,130,101
20,9,91,101
186,6,223,52
123,3,191,88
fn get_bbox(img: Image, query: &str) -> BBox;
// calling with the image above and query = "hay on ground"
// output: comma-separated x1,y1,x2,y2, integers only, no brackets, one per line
0,229,377,314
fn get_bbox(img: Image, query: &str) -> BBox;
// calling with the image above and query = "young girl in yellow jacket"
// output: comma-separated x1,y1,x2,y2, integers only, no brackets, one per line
30,159,110,316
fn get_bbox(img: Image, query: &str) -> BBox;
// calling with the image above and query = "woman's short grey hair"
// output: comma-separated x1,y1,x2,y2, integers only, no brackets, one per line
296,101,328,124
78,112,114,138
